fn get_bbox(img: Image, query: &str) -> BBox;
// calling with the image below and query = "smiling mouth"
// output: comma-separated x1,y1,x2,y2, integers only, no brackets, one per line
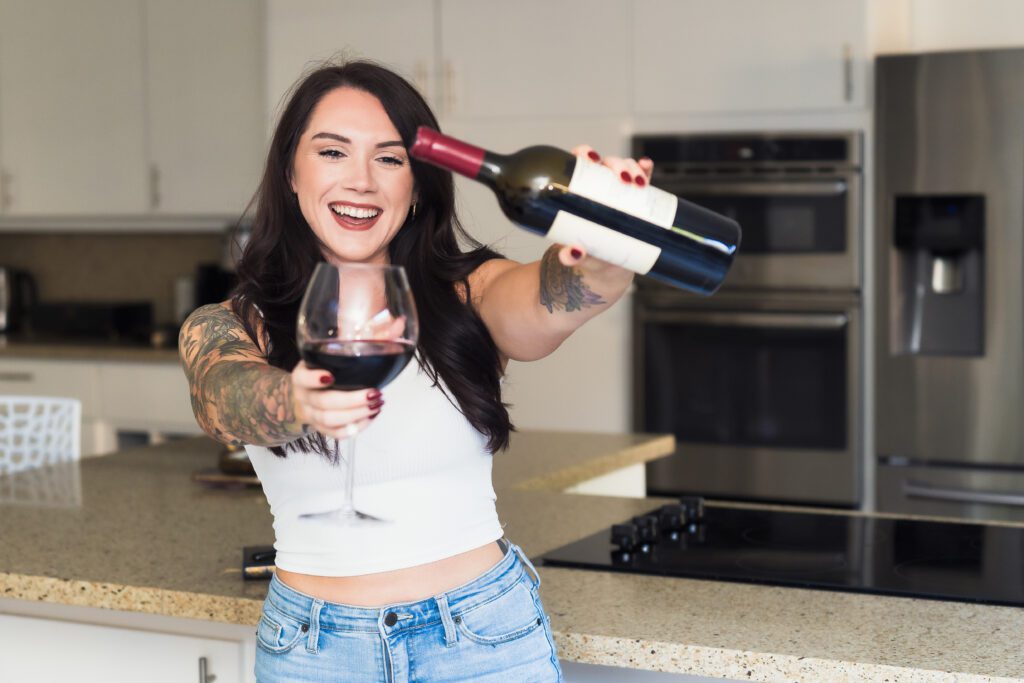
329,203,382,231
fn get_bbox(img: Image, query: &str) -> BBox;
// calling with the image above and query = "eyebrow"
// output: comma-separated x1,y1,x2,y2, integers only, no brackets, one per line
311,132,405,149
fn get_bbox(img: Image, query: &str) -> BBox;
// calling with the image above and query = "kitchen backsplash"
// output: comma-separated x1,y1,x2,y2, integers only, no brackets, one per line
0,233,224,324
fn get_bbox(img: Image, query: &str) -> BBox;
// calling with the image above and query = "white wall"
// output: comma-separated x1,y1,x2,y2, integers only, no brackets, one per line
909,0,1024,51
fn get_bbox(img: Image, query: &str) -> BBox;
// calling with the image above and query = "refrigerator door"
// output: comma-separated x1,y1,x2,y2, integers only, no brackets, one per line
875,50,1024,473
877,462,1024,523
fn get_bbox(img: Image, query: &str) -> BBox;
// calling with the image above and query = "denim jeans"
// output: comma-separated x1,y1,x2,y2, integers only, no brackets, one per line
255,539,563,682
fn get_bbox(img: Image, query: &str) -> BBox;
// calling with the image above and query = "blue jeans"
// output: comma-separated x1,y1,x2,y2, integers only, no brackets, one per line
255,539,563,682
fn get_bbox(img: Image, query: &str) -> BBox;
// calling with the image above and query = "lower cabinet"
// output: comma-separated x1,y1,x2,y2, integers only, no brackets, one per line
0,614,252,683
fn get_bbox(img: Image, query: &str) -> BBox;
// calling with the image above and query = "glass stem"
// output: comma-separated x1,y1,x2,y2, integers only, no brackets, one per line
341,435,357,515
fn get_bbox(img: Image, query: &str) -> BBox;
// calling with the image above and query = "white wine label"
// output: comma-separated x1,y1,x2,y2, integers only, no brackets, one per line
548,210,661,274
568,157,678,228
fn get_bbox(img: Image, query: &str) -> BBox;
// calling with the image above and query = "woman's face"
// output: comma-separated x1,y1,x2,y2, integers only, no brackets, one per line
290,86,416,265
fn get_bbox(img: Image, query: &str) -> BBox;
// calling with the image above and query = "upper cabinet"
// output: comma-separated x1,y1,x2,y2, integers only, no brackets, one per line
144,0,265,215
0,0,149,215
437,0,630,120
266,0,438,122
632,0,868,115
0,0,264,220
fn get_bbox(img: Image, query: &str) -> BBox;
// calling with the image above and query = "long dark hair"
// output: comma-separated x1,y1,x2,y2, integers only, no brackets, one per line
232,60,512,456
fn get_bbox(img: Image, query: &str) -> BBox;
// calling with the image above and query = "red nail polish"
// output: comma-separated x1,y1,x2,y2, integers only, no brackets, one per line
636,176,646,187
369,399,384,410
320,375,333,385
587,150,600,162
367,390,381,400
369,412,380,420
620,171,631,182
570,248,583,260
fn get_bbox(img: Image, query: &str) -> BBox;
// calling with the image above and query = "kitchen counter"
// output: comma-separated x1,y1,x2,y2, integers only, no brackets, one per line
2,434,1022,682
0,338,180,362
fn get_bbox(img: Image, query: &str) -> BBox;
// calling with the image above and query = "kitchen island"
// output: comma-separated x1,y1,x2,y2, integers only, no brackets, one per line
1,433,1022,682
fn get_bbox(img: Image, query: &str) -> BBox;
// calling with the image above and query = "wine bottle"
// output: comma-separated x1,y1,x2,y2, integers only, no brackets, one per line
409,127,741,295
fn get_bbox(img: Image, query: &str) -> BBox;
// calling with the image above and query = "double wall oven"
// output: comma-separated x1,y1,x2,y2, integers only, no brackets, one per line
633,133,863,507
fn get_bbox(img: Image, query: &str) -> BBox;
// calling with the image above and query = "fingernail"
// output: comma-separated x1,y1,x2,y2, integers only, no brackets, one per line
369,412,380,420
587,150,600,162
369,399,384,410
620,171,631,182
367,390,381,400
640,156,652,164
636,176,646,187
320,375,333,385
570,248,583,260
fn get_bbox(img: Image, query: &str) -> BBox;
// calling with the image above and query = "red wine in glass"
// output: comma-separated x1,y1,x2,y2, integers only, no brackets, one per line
301,340,415,391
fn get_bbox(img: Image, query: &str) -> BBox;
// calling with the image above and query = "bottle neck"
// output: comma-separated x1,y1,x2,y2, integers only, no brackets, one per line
410,126,496,182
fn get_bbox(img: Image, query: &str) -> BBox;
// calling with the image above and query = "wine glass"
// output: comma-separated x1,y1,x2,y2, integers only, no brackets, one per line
296,262,418,525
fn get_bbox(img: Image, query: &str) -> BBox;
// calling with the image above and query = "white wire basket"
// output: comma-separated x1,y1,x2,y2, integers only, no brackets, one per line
0,395,82,475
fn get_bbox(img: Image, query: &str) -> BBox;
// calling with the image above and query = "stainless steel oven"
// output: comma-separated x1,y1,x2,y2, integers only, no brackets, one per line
632,132,863,507
635,288,861,506
633,132,862,291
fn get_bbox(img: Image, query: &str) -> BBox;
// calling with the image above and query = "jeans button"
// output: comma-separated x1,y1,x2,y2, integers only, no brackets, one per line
384,612,398,627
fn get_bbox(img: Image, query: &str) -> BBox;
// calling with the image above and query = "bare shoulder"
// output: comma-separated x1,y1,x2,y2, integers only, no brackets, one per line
178,302,266,380
461,257,520,305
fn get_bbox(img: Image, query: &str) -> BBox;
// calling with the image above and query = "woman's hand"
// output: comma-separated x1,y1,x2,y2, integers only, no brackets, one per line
557,145,655,270
290,361,383,440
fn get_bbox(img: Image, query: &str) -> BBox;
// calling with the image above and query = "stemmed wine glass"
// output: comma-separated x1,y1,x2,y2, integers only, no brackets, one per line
296,262,418,525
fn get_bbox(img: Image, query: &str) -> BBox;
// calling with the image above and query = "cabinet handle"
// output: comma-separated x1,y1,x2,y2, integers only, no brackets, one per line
444,60,455,116
149,164,161,210
0,169,12,211
0,372,34,382
842,43,853,102
198,656,216,683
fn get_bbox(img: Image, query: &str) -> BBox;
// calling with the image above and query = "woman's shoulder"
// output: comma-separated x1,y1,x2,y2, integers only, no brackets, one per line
460,257,519,305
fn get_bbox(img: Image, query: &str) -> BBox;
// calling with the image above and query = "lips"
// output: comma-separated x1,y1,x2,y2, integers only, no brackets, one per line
328,202,383,232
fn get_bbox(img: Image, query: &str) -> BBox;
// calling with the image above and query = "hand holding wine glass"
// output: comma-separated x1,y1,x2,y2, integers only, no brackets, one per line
296,262,418,524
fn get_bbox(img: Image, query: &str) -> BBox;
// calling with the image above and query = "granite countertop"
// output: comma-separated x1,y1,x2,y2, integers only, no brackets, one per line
2,434,1023,682
0,338,180,363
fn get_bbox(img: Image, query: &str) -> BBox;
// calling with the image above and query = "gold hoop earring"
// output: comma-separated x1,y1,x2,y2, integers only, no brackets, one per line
411,202,418,218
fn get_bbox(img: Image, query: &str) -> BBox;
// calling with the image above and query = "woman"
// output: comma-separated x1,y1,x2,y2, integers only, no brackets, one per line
180,60,652,682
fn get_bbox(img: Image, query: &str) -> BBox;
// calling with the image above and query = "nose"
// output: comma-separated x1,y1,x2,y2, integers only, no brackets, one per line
343,155,377,194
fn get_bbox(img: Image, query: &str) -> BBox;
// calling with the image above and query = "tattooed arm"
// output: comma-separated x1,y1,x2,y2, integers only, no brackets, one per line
178,302,304,447
468,244,633,363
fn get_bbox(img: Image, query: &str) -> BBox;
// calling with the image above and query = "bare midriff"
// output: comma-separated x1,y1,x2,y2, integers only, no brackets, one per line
274,541,506,607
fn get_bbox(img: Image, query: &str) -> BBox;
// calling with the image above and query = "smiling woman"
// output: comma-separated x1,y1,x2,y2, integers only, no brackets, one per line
177,59,651,683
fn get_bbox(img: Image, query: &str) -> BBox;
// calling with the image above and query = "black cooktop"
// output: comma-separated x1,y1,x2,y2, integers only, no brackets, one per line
540,502,1024,607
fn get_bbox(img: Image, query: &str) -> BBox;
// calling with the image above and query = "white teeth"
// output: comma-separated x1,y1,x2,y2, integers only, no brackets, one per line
330,204,381,219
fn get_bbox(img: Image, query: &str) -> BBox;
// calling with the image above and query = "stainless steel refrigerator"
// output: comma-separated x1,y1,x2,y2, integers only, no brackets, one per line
875,48,1024,521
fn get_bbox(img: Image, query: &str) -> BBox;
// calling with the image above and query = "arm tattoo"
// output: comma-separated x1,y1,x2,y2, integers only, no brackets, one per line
179,304,304,447
538,247,606,314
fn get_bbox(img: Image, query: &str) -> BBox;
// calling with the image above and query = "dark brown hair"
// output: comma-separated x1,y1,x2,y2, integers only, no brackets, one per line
232,60,512,456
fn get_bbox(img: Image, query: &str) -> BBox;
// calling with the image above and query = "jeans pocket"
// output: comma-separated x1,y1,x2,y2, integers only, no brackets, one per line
256,605,306,654
454,580,545,646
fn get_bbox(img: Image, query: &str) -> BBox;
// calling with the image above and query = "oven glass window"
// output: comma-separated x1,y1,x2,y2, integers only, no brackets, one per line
684,187,847,254
643,318,847,449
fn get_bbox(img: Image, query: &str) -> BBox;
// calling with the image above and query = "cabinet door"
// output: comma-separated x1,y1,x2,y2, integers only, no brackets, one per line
266,0,438,120
633,0,867,114
0,0,148,214
145,0,265,215
439,0,631,120
0,614,245,683
98,362,201,434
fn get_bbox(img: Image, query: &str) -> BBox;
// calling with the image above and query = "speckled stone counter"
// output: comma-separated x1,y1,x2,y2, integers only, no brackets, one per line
0,339,180,362
2,434,1023,682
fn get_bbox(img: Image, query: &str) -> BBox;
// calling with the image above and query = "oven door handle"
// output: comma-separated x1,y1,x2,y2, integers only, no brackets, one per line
642,311,848,330
670,181,848,196
903,480,1024,508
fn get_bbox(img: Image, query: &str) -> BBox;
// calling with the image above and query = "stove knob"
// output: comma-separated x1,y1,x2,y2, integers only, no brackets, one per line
632,515,660,544
610,522,639,551
679,496,705,523
657,504,685,531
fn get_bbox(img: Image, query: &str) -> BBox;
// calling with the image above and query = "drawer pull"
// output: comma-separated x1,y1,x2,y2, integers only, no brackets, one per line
0,372,34,382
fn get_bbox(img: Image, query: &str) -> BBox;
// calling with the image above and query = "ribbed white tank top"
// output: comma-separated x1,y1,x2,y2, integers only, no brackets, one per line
245,360,503,576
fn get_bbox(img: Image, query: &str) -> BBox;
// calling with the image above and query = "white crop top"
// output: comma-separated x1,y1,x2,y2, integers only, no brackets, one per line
244,361,504,576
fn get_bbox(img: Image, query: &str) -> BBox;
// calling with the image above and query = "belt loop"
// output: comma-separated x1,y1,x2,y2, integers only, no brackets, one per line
435,593,458,648
511,542,542,589
306,598,324,654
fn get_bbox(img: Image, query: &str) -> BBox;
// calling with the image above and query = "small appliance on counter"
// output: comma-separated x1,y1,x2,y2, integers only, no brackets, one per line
541,497,1024,607
0,267,38,335
27,301,153,345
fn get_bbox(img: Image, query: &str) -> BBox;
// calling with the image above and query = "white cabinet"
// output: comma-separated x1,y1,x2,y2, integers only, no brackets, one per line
632,0,867,115
0,613,247,683
438,0,631,120
144,0,265,215
0,0,149,214
266,0,438,120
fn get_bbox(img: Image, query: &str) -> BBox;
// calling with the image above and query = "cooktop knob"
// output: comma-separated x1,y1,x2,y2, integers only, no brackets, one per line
610,523,639,551
657,504,685,531
679,496,705,523
633,515,660,545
